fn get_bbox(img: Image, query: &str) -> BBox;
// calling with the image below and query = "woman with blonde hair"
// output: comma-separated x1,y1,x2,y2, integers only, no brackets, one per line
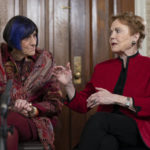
54,12,149,150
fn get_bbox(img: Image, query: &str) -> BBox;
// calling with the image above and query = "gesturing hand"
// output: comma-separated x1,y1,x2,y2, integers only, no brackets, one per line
87,87,116,108
53,62,73,86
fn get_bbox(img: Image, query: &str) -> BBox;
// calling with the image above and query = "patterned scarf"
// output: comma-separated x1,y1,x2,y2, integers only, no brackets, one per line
0,43,63,150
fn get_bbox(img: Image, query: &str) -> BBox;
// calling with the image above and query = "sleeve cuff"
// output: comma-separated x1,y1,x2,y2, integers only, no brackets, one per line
132,97,141,115
62,91,76,104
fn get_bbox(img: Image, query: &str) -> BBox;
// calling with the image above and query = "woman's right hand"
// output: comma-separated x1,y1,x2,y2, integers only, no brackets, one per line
53,62,73,86
53,62,76,100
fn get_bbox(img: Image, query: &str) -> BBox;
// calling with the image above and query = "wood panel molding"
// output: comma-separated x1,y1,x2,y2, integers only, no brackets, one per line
0,1,134,150
92,0,111,67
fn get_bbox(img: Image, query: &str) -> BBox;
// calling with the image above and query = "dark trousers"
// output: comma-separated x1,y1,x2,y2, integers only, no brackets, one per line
75,112,147,150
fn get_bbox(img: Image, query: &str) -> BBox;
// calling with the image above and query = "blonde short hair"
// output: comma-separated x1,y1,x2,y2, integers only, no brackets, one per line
111,12,145,49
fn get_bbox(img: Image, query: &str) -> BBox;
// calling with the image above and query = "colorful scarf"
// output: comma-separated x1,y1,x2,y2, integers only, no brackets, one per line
0,43,63,150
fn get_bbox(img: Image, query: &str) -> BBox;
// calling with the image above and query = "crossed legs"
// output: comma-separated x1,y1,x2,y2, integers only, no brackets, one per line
77,112,140,150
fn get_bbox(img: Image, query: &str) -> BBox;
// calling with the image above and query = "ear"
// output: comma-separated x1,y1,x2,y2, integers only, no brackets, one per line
132,33,140,42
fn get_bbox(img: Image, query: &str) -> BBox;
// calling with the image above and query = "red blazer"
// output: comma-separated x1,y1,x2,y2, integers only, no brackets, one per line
66,53,150,148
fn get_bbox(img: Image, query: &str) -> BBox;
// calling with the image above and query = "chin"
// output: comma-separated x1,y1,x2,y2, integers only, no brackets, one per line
30,52,35,56
29,50,36,56
27,52,34,56
111,48,119,53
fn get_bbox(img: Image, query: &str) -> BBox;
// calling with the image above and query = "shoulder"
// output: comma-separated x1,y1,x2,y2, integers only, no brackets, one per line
0,43,12,61
138,54,150,62
94,58,119,70
137,54,150,68
90,58,119,80
0,43,9,53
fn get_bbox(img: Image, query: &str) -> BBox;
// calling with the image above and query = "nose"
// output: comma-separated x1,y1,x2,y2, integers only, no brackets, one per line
30,35,37,46
110,31,115,39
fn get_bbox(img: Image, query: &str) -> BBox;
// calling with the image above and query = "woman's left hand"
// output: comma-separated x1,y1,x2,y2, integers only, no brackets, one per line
87,87,117,108
13,99,32,113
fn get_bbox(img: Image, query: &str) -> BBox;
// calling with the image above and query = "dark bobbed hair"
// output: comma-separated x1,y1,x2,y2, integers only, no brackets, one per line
3,15,38,50
111,12,145,49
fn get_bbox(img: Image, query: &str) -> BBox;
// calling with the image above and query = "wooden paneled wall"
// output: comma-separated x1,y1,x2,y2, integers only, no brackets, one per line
0,1,134,150
117,0,135,13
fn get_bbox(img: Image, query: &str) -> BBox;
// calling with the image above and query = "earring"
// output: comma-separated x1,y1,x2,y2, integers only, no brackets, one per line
132,41,136,46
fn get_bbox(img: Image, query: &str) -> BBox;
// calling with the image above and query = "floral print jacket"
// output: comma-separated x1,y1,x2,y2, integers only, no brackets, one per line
0,43,63,150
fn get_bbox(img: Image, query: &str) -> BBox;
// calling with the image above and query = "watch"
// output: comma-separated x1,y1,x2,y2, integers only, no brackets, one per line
125,97,130,108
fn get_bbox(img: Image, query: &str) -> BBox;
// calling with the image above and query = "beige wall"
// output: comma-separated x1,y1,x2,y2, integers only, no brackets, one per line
135,0,150,57
0,0,19,43
146,0,150,56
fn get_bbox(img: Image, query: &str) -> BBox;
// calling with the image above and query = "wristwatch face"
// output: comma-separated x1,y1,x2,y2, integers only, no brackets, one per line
126,101,130,107
126,97,130,108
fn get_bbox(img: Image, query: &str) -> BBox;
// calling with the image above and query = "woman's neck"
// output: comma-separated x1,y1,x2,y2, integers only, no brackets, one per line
11,49,26,61
119,48,138,68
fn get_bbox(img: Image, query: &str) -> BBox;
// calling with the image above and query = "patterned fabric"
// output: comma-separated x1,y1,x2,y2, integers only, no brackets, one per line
0,43,63,150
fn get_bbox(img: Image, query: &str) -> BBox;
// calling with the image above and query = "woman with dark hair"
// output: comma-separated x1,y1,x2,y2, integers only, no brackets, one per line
0,15,63,150
54,12,150,150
